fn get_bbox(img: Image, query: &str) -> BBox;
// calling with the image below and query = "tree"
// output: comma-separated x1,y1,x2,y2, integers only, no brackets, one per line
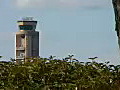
112,0,120,47
0,57,120,89
0,56,2,58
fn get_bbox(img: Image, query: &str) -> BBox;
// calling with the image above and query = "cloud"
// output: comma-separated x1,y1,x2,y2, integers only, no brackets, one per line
15,0,110,9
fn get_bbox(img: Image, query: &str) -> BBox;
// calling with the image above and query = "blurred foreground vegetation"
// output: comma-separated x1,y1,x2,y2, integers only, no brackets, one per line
0,56,120,90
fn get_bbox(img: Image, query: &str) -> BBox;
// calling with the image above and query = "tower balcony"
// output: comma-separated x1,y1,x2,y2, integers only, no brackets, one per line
16,56,24,59
16,47,25,50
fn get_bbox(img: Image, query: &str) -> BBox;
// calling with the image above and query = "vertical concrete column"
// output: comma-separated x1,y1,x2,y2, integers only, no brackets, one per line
29,35,32,57
25,34,29,59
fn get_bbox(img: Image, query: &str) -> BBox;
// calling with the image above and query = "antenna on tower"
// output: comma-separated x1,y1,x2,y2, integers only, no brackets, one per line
22,17,34,21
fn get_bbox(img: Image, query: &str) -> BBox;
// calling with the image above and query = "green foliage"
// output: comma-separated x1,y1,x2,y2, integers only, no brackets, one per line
0,56,2,58
0,56,120,90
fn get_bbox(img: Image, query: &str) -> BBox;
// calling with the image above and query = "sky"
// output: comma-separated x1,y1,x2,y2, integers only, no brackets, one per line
0,0,120,65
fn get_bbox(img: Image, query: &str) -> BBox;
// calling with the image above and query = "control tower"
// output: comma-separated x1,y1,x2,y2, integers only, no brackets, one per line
15,17,39,64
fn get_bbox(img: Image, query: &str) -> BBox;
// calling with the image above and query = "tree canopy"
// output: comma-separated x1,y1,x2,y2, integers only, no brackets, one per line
0,56,120,90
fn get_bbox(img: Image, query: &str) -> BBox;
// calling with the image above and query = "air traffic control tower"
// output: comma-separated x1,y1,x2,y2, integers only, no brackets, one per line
15,17,39,64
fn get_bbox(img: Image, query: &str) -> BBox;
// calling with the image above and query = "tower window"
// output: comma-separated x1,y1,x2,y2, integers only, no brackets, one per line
19,25,33,30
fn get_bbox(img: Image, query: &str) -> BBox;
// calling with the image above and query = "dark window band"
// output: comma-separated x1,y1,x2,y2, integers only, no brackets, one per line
19,25,33,30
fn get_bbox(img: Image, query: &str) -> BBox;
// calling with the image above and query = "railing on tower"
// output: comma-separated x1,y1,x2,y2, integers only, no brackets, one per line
16,47,25,50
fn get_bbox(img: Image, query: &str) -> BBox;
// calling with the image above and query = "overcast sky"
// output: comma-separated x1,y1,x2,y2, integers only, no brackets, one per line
0,0,120,65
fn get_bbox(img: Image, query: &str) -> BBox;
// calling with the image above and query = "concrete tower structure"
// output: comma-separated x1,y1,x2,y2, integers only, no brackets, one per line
15,17,39,63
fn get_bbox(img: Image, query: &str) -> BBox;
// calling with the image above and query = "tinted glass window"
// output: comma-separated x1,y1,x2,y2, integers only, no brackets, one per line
19,25,33,30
